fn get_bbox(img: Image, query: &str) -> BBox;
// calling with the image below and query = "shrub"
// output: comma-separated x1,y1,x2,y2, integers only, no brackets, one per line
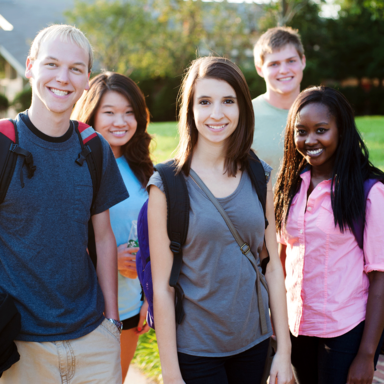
0,93,9,111
12,87,32,113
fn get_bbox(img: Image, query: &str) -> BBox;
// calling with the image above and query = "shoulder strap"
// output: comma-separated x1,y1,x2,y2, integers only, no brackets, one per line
189,169,269,336
248,151,268,227
155,160,190,325
73,121,103,269
0,119,18,204
248,151,270,273
351,178,382,249
73,121,103,205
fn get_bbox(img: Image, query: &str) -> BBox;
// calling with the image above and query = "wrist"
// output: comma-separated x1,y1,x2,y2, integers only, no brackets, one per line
106,317,123,333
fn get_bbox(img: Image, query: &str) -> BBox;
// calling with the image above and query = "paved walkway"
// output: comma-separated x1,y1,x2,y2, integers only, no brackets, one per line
374,354,384,384
124,365,155,384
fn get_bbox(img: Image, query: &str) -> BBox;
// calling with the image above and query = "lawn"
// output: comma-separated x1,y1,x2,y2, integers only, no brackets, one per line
133,116,384,383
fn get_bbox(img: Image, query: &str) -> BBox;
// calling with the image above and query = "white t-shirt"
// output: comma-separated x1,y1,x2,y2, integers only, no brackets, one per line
252,94,289,186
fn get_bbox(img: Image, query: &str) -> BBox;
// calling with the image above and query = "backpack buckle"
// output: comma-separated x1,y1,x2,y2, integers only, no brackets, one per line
241,243,251,255
170,241,181,254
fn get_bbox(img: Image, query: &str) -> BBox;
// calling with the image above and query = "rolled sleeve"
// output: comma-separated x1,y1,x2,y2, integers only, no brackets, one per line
363,182,384,273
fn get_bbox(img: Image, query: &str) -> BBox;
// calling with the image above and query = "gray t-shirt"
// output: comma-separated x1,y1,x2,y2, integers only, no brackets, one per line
0,112,129,342
148,162,273,357
252,94,289,186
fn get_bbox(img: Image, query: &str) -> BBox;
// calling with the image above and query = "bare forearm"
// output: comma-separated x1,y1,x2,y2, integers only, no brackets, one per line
96,236,119,320
266,261,291,354
358,272,384,357
154,290,183,382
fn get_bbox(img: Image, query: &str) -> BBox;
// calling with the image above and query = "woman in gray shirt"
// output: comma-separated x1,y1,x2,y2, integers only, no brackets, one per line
148,57,293,384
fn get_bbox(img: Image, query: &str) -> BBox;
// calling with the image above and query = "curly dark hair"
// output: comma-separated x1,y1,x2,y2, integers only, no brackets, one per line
72,72,153,187
274,86,384,232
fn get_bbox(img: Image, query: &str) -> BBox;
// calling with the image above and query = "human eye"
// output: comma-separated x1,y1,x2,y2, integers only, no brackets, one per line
317,127,328,134
295,128,306,136
126,109,134,115
199,99,210,105
289,59,297,63
46,62,57,68
104,111,113,115
223,99,235,104
72,66,82,73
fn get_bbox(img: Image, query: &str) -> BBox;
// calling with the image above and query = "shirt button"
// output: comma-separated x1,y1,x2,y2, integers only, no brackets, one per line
300,229,303,234
307,207,312,211
318,187,322,190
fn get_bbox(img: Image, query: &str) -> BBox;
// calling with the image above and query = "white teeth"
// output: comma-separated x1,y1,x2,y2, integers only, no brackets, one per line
278,77,293,82
207,124,226,130
50,88,69,96
307,149,323,155
110,130,126,135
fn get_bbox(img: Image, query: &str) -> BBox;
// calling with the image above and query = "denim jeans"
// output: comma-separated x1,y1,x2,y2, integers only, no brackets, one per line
178,338,269,384
0,318,122,384
291,321,384,384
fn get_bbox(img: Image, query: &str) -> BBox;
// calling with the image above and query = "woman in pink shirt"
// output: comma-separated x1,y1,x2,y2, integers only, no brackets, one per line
274,86,384,384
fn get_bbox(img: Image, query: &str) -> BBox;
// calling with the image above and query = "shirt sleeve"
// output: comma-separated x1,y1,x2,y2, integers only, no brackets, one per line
147,171,165,194
363,182,384,273
259,158,273,184
91,133,129,215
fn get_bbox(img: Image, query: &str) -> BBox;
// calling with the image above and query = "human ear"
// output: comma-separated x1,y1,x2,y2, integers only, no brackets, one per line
301,55,306,71
84,72,91,91
25,57,34,79
255,63,265,78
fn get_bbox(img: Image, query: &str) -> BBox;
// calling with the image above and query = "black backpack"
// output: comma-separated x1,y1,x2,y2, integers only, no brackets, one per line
136,151,270,328
0,118,103,268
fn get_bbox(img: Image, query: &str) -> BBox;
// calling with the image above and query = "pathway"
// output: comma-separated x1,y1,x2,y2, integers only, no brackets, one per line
374,354,384,384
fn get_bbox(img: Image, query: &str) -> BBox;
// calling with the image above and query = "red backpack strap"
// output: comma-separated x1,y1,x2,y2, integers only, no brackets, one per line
0,119,17,204
0,119,17,143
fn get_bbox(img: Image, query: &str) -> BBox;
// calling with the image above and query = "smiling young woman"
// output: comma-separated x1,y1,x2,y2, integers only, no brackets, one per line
148,57,293,384
72,72,153,381
274,86,384,384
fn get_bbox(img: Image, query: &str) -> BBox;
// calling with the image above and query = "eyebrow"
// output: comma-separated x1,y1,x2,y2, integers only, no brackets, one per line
295,122,330,127
197,95,237,99
44,56,86,67
100,104,131,108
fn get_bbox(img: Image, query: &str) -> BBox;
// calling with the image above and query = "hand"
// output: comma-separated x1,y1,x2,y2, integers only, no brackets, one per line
347,352,374,384
135,299,151,335
117,243,139,279
269,350,294,384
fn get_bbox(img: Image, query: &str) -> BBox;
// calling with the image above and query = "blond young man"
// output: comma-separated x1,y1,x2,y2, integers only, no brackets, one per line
0,25,128,383
252,27,306,185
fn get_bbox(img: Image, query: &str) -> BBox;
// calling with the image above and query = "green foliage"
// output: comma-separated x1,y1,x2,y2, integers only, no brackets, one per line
133,329,162,383
0,93,9,111
148,121,179,163
12,87,32,113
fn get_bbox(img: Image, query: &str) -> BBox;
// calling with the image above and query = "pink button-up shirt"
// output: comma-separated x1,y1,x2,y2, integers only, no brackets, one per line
279,170,384,338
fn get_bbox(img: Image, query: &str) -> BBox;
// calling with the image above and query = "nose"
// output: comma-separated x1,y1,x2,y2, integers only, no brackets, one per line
279,62,289,74
305,132,318,146
113,114,127,127
210,101,224,120
56,67,69,84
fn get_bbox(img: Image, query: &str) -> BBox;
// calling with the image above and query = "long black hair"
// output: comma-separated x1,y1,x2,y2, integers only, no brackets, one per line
275,86,384,232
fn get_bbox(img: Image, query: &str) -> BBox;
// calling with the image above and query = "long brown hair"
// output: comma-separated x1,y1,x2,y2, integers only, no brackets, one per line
175,57,254,177
72,72,153,187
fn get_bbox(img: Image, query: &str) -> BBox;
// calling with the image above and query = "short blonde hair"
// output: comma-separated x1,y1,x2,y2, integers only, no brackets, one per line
29,24,93,72
254,26,304,67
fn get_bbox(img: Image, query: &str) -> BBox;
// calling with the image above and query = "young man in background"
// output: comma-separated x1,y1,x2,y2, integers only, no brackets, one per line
252,27,306,185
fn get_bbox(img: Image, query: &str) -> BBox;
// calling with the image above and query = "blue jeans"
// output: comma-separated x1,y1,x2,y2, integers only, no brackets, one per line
291,321,384,384
178,338,269,384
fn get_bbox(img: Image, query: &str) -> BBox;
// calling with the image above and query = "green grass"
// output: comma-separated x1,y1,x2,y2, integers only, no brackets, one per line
133,116,384,382
148,121,179,164
356,116,384,171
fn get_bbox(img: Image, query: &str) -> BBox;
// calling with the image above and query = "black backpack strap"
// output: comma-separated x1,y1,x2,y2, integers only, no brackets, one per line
73,121,103,269
0,119,36,203
155,160,190,325
248,151,270,274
